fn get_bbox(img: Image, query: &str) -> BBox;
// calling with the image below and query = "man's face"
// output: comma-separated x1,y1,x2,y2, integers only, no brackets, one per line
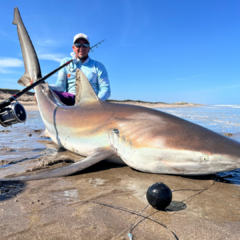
72,39,90,59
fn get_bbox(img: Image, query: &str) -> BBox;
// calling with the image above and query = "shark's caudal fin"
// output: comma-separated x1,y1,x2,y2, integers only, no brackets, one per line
75,68,100,104
17,74,31,87
12,7,22,25
13,7,42,86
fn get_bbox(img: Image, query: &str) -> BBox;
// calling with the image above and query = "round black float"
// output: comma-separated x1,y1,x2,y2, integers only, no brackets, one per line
146,182,172,210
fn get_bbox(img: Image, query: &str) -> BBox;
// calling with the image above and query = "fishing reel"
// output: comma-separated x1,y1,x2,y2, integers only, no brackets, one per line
0,102,27,127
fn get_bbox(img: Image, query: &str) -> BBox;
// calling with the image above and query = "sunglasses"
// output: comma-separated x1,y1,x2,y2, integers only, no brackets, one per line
74,43,90,48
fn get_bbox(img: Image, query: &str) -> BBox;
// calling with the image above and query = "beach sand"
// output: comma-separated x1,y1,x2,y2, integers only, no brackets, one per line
1,158,239,240
0,89,239,240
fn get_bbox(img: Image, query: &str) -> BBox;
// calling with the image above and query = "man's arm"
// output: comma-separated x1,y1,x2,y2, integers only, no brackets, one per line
29,79,37,102
97,64,111,101
49,58,68,92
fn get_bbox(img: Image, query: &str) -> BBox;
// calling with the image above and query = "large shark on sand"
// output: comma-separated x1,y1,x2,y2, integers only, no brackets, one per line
2,7,240,181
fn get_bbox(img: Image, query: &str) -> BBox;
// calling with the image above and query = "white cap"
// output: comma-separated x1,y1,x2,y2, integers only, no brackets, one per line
73,33,90,45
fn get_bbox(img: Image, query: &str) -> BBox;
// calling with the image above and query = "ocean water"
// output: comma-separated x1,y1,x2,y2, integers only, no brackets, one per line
158,105,240,137
0,105,239,184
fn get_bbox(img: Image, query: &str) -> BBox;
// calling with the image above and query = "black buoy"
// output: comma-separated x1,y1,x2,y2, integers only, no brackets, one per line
146,182,172,210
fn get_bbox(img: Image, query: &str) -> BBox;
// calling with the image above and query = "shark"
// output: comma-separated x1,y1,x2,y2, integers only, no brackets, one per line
1,7,240,181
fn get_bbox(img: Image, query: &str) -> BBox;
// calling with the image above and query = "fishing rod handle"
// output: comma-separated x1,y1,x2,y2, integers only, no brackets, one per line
0,99,12,109
16,59,74,98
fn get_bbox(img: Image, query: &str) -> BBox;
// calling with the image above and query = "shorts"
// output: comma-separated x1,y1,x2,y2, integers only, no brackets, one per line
52,90,75,106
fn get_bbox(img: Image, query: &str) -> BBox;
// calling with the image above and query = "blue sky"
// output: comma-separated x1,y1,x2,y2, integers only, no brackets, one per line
0,0,239,104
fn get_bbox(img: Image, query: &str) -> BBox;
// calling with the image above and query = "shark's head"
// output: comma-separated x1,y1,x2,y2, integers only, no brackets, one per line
111,110,240,175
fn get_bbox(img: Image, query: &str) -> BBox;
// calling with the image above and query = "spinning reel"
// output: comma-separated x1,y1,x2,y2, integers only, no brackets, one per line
0,101,27,127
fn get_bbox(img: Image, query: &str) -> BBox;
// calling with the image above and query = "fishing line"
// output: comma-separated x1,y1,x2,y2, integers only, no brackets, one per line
172,174,216,203
90,201,179,240
127,174,216,239
8,184,179,239
7,174,216,240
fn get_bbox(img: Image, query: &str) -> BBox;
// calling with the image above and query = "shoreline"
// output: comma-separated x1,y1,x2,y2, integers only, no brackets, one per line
19,101,201,111
0,88,200,111
107,99,201,109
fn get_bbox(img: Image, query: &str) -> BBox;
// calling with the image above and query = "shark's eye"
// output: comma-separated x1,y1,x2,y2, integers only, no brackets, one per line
201,154,209,161
113,129,119,134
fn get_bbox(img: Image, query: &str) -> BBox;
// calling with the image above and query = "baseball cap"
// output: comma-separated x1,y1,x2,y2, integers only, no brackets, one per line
73,33,90,45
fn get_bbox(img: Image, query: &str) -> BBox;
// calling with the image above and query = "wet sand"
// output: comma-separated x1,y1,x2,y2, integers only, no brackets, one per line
0,89,239,239
1,156,240,240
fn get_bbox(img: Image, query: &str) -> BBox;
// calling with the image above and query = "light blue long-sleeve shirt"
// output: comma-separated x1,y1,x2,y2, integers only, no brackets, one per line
49,56,111,101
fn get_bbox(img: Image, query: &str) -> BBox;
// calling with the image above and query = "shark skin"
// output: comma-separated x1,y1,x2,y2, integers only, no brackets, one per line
2,7,240,181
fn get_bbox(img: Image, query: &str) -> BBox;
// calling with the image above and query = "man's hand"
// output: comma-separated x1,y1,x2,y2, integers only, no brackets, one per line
29,79,37,103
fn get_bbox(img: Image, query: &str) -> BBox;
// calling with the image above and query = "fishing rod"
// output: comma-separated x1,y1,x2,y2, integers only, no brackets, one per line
0,39,105,127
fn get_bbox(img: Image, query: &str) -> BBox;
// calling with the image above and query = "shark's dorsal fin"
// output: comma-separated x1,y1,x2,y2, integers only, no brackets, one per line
75,68,100,104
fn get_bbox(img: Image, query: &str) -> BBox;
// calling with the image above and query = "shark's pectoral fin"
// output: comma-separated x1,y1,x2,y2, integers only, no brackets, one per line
75,68,100,105
2,148,115,182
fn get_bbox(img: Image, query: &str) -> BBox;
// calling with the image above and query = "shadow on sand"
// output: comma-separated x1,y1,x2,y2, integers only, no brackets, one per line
0,181,26,202
181,172,240,185
71,161,126,175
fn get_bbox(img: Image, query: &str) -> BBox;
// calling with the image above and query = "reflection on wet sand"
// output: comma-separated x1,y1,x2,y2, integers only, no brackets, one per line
0,181,26,201
0,111,84,179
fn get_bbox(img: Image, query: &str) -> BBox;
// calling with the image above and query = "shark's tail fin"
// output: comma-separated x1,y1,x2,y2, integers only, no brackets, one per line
17,74,31,86
12,7,42,86
13,7,30,86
